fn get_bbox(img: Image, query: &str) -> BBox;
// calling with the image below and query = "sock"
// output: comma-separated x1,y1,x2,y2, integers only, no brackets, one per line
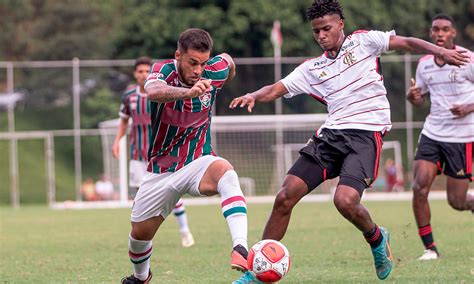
218,170,248,251
128,234,152,281
418,224,438,253
364,224,383,248
173,199,190,234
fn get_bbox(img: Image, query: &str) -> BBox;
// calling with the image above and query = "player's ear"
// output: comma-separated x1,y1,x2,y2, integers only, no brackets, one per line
175,50,181,60
339,19,344,31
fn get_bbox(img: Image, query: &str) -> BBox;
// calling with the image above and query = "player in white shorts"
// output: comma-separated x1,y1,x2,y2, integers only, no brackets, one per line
112,57,195,250
230,1,468,283
406,13,474,261
121,29,250,284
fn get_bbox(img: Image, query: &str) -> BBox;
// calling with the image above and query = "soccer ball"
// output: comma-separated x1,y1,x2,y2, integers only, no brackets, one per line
247,239,291,282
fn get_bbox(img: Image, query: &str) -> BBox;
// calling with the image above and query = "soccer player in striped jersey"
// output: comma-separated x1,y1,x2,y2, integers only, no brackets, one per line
230,0,469,282
406,14,474,261
113,57,196,250
121,29,249,284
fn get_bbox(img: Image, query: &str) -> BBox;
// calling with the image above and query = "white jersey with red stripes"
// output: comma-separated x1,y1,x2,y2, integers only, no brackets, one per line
415,45,474,143
281,30,395,133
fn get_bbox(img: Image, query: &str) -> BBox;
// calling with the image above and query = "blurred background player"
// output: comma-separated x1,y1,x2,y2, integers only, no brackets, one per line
384,159,403,192
95,174,116,200
121,29,249,284
112,56,195,248
230,0,468,283
406,13,474,261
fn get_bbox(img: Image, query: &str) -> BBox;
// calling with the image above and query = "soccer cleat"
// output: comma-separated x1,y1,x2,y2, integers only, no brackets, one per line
121,270,152,284
370,227,393,280
231,244,249,272
180,231,195,248
232,271,263,284
418,249,439,260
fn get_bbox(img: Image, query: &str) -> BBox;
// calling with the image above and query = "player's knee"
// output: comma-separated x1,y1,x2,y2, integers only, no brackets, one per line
274,189,297,214
447,195,465,211
333,195,355,215
412,181,429,198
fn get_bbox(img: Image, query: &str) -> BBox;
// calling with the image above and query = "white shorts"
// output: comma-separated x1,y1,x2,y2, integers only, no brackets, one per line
129,160,148,188
131,155,224,222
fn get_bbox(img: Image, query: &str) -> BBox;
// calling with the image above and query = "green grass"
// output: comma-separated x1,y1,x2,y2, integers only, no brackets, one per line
0,200,473,283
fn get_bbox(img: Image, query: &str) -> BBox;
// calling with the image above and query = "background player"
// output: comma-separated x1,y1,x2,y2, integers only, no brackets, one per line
406,13,474,261
112,57,195,248
121,29,249,283
230,1,468,283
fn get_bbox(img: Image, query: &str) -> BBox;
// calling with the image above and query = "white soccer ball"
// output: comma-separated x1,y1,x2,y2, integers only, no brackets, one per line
247,239,291,282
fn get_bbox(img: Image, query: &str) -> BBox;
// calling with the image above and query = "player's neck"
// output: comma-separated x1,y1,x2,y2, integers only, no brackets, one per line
327,33,345,58
139,85,146,93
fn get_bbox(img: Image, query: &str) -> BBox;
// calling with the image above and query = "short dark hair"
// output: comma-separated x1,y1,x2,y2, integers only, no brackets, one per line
177,28,213,53
432,13,455,25
134,56,152,70
307,0,345,21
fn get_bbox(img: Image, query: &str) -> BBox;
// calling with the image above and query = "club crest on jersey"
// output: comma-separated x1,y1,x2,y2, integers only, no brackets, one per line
343,51,357,66
448,69,458,82
200,92,211,108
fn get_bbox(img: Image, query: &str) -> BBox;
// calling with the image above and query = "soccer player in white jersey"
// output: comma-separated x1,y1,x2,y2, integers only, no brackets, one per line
113,57,195,249
406,14,474,261
121,29,250,284
230,1,469,283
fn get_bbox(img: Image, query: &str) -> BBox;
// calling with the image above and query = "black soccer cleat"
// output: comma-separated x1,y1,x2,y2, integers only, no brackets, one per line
121,270,152,284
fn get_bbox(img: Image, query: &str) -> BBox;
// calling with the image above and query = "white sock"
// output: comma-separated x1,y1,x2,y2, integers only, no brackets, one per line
218,170,248,250
128,234,152,281
173,199,190,234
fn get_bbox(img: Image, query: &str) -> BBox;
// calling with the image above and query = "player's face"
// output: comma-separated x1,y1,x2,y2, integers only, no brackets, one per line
430,19,456,48
175,49,211,86
311,13,344,51
134,64,151,87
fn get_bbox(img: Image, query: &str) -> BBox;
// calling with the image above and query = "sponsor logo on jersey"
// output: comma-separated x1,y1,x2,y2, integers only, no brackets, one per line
340,40,355,52
319,71,328,78
424,64,434,70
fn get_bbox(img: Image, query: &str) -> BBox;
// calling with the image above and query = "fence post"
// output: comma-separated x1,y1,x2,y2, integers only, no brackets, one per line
46,133,56,206
73,58,82,201
7,62,19,208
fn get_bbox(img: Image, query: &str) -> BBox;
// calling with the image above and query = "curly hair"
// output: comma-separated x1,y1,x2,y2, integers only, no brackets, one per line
177,28,213,53
306,0,345,21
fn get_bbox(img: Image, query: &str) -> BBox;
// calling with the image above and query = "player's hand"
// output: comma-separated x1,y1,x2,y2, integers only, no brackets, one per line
187,79,212,98
449,104,470,118
440,48,469,67
229,94,256,113
406,78,424,105
112,140,120,159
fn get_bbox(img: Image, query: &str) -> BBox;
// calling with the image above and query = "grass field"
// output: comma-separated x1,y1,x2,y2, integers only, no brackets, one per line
1,200,473,283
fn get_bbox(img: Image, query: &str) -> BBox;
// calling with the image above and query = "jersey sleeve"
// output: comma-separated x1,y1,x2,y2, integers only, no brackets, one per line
203,54,231,88
280,62,314,98
144,62,171,89
466,63,474,82
415,63,429,94
119,93,131,119
363,30,396,56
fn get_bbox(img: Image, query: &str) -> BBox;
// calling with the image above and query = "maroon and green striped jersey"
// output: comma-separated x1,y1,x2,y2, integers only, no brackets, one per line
119,85,152,161
144,55,231,173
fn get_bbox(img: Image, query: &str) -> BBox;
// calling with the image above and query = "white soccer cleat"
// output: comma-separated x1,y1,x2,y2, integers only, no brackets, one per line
181,232,195,248
418,249,439,260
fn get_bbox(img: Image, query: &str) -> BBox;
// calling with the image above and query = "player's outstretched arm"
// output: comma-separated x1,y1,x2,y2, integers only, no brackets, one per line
389,36,469,67
146,79,212,103
229,82,288,113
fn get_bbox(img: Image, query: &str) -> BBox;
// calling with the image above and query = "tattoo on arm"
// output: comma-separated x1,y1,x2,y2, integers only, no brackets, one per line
146,81,190,103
